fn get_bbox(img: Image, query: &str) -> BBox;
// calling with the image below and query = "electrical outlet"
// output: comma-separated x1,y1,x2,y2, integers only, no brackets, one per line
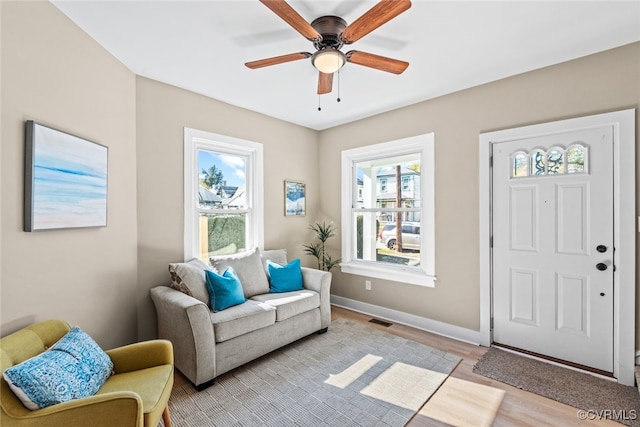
365,280,372,291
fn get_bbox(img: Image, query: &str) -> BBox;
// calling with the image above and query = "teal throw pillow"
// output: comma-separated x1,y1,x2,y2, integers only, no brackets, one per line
2,327,113,410
205,267,247,312
267,258,304,293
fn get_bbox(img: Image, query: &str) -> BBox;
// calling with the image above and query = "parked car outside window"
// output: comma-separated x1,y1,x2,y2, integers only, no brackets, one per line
378,222,421,251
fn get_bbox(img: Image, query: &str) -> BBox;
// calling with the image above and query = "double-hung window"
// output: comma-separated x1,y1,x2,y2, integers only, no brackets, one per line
341,133,435,287
183,128,263,261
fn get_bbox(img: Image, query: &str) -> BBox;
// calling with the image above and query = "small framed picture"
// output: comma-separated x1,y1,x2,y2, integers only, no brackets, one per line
284,180,305,217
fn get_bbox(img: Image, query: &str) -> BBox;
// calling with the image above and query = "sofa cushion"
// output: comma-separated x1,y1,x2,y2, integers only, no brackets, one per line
168,258,210,305
260,249,287,273
210,248,270,298
211,300,276,343
204,267,247,312
3,327,113,410
267,258,303,293
251,290,320,322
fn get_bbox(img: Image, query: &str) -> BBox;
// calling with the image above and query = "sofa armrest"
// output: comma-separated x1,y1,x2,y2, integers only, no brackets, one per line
150,286,216,387
106,340,173,374
301,267,332,329
2,391,143,427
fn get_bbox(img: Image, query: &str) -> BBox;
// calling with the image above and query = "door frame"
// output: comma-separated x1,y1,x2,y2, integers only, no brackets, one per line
478,109,636,385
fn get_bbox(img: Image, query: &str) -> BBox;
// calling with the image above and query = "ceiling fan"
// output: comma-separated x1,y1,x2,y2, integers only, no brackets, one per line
245,0,411,95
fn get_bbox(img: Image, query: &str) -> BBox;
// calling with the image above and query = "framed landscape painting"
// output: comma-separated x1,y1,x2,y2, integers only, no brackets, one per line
24,121,108,231
284,180,305,216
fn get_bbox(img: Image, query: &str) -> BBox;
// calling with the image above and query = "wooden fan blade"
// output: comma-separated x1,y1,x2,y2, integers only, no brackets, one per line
259,0,322,42
346,50,409,74
245,52,311,69
317,72,333,94
341,0,411,44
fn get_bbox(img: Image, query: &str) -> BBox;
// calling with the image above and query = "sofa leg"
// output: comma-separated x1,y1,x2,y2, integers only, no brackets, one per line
317,327,328,334
194,378,215,391
162,405,172,427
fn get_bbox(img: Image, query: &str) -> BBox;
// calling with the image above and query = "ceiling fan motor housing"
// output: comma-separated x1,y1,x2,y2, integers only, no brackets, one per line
311,16,347,50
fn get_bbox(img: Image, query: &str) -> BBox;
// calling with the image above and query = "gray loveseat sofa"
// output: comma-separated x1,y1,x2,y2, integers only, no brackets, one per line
150,248,331,390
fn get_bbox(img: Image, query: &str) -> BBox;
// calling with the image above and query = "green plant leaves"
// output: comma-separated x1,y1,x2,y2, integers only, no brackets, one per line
304,221,341,271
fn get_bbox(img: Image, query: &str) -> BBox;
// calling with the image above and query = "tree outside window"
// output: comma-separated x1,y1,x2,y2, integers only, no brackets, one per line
184,128,263,261
197,150,248,257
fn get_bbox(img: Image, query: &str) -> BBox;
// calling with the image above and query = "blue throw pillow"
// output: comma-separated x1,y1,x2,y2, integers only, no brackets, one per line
205,267,247,312
2,327,113,410
267,258,304,293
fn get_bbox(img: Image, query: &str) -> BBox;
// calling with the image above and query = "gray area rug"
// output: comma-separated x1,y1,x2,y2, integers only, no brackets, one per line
166,318,461,427
473,348,640,426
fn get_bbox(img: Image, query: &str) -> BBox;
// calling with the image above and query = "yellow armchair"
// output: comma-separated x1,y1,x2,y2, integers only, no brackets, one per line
0,320,173,427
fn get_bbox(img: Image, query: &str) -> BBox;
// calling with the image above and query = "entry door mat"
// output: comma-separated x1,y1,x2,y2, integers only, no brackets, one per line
166,318,461,427
473,348,640,426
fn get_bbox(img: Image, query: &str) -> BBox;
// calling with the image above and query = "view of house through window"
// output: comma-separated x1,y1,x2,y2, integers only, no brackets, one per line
184,128,263,262
355,154,421,267
341,133,434,287
197,150,248,258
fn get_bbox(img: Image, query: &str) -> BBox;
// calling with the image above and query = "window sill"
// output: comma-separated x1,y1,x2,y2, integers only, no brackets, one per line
340,261,436,287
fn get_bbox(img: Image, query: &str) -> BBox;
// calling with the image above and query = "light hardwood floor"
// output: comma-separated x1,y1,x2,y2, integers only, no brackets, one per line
331,306,620,427
173,305,622,426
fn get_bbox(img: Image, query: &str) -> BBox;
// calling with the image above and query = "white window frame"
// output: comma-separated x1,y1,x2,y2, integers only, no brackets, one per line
402,175,411,191
183,127,264,260
341,133,436,287
380,178,388,193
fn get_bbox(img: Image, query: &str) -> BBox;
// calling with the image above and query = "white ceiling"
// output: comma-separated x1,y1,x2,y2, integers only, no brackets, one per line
51,1,640,131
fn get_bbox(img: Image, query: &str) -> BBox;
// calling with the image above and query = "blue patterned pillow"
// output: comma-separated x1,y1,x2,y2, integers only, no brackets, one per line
205,267,247,312
2,327,113,410
267,258,303,293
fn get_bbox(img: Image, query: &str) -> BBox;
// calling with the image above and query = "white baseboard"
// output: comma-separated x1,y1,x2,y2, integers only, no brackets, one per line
330,295,483,346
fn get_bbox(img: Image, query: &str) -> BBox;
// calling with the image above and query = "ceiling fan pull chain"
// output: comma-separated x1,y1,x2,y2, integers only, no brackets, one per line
337,71,341,103
318,95,322,112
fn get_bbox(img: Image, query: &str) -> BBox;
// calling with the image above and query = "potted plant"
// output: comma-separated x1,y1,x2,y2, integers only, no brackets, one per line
303,221,341,271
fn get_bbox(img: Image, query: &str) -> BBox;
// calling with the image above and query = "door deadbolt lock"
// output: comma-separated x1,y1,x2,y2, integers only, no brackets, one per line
596,263,608,271
596,245,608,253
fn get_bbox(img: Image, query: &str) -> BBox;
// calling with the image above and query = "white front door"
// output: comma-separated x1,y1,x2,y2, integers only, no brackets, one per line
492,126,614,373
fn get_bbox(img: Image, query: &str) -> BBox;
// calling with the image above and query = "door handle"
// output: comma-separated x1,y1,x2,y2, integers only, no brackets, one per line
596,263,608,271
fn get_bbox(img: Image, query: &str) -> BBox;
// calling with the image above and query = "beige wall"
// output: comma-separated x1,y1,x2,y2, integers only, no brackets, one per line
1,1,4,324
135,77,319,340
320,42,640,335
2,0,638,349
1,1,138,348
0,1,320,345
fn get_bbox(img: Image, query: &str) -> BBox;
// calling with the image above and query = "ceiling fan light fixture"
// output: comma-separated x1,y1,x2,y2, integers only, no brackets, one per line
312,48,346,74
